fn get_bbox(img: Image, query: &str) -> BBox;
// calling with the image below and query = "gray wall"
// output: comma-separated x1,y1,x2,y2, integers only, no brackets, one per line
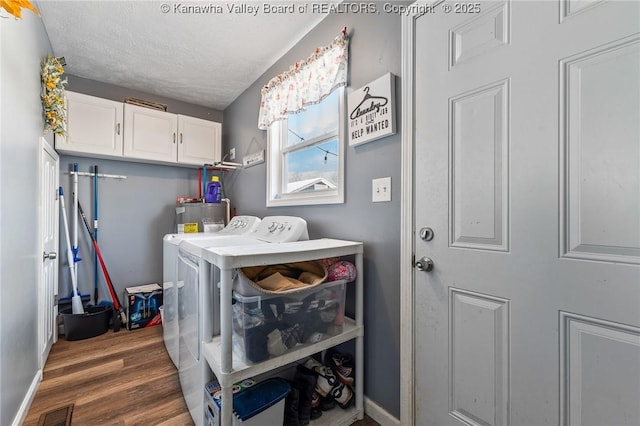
58,78,223,304
57,156,199,304
0,13,53,425
223,12,403,418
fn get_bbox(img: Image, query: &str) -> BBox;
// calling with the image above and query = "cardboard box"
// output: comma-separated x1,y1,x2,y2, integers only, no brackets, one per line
125,283,163,330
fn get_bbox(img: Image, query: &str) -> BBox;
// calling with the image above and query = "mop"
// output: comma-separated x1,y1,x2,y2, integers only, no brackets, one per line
59,186,84,314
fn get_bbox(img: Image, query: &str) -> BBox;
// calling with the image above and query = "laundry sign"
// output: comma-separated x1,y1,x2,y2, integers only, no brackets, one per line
348,72,396,146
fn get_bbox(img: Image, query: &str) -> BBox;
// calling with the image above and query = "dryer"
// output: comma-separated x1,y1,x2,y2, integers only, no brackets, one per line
162,215,261,368
177,216,309,425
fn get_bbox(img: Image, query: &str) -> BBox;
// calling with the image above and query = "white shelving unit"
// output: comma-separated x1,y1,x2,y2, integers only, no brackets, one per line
199,239,364,426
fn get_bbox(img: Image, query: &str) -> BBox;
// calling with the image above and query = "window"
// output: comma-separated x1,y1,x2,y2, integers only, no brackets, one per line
267,87,345,206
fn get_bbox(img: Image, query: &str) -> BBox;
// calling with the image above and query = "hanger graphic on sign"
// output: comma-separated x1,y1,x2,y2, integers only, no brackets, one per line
350,87,389,120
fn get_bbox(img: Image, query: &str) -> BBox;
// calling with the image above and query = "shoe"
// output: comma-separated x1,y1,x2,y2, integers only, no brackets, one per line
310,391,323,419
320,394,336,411
312,364,339,398
328,351,355,385
331,382,354,409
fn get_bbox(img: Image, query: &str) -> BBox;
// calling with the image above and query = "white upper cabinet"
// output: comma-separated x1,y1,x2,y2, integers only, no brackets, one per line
177,115,222,165
56,91,124,157
56,91,221,167
123,103,178,163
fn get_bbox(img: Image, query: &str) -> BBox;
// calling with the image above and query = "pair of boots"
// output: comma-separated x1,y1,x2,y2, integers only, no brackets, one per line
284,364,321,426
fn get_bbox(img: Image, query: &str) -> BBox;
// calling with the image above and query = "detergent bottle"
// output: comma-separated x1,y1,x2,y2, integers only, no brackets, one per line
204,176,222,203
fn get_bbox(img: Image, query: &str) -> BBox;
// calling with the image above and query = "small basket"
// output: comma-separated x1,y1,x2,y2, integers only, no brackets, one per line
233,261,327,297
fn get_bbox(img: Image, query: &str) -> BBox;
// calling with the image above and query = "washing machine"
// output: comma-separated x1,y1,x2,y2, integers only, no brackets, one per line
177,216,309,425
162,215,262,368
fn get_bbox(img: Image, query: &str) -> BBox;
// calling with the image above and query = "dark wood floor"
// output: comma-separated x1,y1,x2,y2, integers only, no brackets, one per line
24,325,379,425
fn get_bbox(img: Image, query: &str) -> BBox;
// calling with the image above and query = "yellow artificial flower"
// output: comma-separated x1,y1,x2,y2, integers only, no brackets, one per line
41,55,67,136
0,0,39,19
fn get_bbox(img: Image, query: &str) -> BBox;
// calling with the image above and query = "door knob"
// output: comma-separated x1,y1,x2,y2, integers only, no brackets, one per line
43,251,57,260
415,256,434,272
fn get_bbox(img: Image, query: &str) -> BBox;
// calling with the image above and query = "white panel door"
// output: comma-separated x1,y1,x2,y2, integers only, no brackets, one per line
57,91,123,157
40,139,59,368
124,104,178,163
177,115,221,165
409,1,640,425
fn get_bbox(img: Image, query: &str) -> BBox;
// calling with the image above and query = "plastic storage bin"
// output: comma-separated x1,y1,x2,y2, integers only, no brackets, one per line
205,378,289,426
232,280,347,364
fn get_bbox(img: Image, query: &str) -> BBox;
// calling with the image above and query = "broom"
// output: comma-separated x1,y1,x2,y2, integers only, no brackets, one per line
59,187,84,314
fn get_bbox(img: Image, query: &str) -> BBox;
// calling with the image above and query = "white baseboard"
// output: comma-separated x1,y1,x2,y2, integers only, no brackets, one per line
364,395,400,426
11,369,42,426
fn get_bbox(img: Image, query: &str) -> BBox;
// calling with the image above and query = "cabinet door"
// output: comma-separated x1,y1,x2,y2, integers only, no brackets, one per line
177,115,221,165
56,91,123,157
124,104,178,163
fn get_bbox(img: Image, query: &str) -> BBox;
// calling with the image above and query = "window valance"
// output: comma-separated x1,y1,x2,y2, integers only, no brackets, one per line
258,27,349,130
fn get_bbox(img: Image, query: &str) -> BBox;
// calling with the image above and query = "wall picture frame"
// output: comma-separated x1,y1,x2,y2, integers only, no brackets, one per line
348,72,396,146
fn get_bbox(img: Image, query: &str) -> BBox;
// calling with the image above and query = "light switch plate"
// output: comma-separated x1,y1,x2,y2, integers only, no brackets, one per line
372,177,391,202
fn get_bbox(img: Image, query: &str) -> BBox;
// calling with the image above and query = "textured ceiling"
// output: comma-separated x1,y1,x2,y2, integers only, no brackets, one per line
38,1,332,110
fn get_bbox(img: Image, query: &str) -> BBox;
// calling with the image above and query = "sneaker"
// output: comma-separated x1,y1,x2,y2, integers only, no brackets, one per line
330,382,354,409
329,351,355,385
312,365,339,398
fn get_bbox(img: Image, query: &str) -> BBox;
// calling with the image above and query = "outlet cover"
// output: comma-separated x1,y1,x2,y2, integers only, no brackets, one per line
229,148,236,160
372,177,391,202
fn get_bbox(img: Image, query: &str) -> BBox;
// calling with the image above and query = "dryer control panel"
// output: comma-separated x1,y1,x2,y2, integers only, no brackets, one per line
218,215,261,235
251,216,309,243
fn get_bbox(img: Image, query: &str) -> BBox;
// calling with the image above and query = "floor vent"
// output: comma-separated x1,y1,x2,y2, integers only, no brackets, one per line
37,403,73,426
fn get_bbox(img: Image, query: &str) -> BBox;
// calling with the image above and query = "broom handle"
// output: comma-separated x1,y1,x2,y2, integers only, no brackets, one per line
59,187,80,297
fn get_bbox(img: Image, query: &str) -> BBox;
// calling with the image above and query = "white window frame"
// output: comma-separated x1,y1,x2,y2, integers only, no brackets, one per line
266,87,346,207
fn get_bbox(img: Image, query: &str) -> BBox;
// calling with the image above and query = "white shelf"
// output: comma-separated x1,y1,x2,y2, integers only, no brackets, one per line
202,318,363,386
199,238,364,269
206,239,364,426
310,406,364,425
